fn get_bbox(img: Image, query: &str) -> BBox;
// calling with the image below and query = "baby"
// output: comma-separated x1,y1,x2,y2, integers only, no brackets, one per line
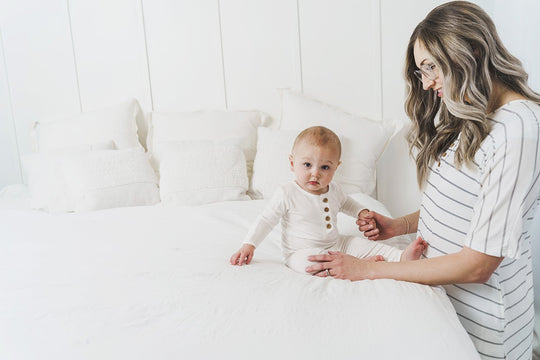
230,126,426,274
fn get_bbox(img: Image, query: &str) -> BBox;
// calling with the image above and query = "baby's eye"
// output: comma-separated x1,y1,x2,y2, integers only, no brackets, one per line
303,162,311,168
321,165,330,170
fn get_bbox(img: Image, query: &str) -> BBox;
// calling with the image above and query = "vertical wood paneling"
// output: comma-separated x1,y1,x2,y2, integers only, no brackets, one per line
220,0,301,118
143,0,225,112
491,0,540,92
0,0,80,164
68,0,152,111
0,27,22,188
0,0,538,204
377,0,447,216
299,0,381,119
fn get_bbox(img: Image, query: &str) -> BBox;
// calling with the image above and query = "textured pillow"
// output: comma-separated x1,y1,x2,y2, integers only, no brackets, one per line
34,98,143,152
23,141,116,213
148,110,262,178
61,148,159,212
24,147,159,213
159,140,250,206
280,90,397,195
249,127,297,199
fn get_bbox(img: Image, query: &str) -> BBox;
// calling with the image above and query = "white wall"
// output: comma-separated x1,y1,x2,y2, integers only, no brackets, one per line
0,0,539,218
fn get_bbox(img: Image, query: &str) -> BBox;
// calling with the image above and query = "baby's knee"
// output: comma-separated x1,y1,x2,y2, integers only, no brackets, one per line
286,248,325,275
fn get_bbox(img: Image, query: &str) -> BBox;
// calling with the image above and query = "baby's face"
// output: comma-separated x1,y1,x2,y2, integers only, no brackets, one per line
289,141,341,195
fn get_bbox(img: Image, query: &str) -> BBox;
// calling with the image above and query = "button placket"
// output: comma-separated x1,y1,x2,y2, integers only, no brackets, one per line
322,197,332,230
438,141,457,169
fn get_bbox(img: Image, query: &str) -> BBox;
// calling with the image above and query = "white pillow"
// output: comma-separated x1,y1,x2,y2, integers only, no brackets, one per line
62,148,159,212
159,140,250,206
148,110,262,178
279,90,398,195
24,147,159,213
34,98,143,152
249,127,297,199
23,141,117,213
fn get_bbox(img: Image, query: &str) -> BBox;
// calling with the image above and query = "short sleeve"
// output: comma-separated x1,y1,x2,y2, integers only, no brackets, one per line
465,130,538,259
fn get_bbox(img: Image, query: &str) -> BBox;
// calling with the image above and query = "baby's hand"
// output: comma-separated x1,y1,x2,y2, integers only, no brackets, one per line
230,244,255,266
358,209,377,235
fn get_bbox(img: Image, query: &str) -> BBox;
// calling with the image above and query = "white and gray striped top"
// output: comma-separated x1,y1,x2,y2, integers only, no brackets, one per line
419,100,540,360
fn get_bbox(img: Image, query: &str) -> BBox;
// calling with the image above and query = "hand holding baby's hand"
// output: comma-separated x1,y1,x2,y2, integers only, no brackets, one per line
230,244,255,266
357,209,379,240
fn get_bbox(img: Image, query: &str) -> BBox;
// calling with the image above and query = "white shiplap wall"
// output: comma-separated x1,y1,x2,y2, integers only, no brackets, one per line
144,0,226,112
69,0,152,112
0,0,81,166
0,0,539,218
221,0,301,113
299,0,381,119
0,26,20,186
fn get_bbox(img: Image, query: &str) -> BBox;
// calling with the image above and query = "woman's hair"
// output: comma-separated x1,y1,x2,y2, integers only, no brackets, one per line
292,126,342,158
404,1,540,187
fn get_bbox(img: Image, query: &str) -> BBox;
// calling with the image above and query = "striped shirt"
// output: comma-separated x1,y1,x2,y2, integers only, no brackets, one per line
419,100,540,360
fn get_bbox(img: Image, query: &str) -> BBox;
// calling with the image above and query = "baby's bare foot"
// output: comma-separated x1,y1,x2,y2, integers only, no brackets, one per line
401,237,428,261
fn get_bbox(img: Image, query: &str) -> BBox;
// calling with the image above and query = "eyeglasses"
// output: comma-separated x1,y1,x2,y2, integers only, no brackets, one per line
414,63,437,82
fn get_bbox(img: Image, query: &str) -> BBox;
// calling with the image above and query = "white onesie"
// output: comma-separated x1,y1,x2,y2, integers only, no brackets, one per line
243,181,403,273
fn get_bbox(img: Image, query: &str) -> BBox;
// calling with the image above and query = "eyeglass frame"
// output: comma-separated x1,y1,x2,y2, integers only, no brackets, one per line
414,63,438,82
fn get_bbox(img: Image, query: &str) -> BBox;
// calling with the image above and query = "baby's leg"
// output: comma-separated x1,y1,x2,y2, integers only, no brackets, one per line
340,236,403,262
400,237,427,261
286,248,327,275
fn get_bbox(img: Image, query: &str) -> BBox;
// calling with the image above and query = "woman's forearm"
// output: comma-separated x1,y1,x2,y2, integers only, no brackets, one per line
398,210,420,235
363,246,503,285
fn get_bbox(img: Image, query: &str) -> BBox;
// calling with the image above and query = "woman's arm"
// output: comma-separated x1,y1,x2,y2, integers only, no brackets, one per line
306,243,503,285
358,210,420,240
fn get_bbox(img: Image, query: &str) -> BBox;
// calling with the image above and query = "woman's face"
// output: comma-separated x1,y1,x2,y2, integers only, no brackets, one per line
413,39,444,98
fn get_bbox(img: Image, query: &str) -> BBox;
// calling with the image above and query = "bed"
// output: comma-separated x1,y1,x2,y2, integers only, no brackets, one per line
0,93,481,359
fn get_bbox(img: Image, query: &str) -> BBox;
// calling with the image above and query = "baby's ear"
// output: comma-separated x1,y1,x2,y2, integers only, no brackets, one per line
337,160,342,167
289,154,294,170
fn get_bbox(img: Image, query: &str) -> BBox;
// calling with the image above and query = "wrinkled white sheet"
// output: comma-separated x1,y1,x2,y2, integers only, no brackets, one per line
0,186,479,360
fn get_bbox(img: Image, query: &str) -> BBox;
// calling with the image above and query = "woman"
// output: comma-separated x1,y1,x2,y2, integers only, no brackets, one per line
305,2,540,359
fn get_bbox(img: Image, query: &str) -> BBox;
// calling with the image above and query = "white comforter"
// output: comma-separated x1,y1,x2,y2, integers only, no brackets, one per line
0,186,479,360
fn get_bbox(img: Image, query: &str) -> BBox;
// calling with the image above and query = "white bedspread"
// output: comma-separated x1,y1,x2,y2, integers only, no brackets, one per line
0,185,479,359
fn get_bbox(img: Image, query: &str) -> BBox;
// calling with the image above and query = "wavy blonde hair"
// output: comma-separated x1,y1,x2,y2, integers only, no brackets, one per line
404,1,540,187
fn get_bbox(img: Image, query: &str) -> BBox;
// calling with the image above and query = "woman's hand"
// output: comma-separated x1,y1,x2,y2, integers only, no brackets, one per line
305,251,385,280
230,244,255,266
356,211,400,240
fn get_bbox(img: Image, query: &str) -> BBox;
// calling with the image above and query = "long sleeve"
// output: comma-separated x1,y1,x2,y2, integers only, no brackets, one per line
243,187,288,248
334,183,365,218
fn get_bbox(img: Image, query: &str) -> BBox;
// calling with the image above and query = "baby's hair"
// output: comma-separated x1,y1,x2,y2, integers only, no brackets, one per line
292,126,341,158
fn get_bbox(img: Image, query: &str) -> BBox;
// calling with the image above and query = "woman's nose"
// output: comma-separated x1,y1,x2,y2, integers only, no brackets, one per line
422,77,435,91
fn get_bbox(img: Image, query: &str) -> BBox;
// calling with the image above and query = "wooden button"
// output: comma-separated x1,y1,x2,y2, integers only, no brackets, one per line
443,152,447,157
324,207,329,212
325,216,330,221
323,198,328,203
326,224,332,229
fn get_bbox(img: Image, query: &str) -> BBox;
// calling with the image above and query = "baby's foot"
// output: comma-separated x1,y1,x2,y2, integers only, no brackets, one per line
400,237,428,261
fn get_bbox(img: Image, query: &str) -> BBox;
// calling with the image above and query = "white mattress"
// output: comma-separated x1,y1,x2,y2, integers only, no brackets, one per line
0,185,479,359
